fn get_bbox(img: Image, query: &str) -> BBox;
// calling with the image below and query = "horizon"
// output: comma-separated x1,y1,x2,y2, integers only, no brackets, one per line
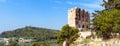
0,0,104,33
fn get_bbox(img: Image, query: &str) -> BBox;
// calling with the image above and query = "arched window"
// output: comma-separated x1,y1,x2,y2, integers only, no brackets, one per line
75,17,77,20
86,26,89,28
75,20,78,24
82,25,84,28
79,25,81,28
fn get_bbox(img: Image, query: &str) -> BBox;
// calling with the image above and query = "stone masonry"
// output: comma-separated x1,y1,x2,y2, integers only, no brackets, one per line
68,7,90,31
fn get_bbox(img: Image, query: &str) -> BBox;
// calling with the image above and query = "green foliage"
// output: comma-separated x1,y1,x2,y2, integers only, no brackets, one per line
93,9,120,39
80,39,93,44
0,26,61,46
6,40,19,46
93,0,120,39
57,24,79,46
0,26,59,41
6,40,60,46
0,42,5,46
102,0,120,9
30,42,43,46
30,42,51,46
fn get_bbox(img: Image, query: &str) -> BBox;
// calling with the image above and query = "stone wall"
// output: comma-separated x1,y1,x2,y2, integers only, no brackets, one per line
68,7,91,46
77,41,120,46
68,7,90,31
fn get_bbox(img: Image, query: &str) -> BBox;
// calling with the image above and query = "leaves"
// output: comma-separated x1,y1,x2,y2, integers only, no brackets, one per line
0,26,59,41
93,9,120,39
57,24,79,45
102,0,120,9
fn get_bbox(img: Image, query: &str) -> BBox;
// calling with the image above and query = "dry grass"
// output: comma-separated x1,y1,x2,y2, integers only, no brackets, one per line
104,38,120,42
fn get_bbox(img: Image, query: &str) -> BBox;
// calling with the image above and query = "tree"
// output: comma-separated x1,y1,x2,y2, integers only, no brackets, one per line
0,26,59,42
93,9,120,39
6,40,18,46
102,0,120,9
93,0,120,39
0,42,5,46
30,42,51,46
57,25,79,46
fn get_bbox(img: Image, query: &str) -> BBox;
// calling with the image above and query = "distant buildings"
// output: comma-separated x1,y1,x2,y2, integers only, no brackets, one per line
18,38,35,43
0,37,35,45
0,38,10,45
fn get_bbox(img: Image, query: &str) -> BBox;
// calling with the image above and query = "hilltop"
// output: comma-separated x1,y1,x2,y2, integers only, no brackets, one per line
0,26,59,40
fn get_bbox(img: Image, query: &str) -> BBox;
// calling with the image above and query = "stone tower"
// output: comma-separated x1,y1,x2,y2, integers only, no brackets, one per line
68,7,90,31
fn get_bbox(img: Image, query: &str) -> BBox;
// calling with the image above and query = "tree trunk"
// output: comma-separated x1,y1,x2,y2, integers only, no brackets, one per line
63,41,70,46
63,41,66,46
66,41,70,46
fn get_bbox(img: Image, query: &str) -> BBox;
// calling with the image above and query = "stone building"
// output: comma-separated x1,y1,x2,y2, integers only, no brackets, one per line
68,7,90,31
62,7,91,46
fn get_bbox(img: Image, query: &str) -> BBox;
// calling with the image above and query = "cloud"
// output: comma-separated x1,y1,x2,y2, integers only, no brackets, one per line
79,3,103,9
52,0,104,11
66,1,103,9
54,1,62,4
105,0,108,2
66,1,78,5
66,1,73,5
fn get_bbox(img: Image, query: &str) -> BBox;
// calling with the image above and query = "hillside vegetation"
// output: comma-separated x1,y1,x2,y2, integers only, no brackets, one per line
0,26,59,40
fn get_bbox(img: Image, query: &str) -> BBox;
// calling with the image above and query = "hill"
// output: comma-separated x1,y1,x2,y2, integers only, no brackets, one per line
0,26,59,40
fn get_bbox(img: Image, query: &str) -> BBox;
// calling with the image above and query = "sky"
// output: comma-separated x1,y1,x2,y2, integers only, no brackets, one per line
0,0,104,33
